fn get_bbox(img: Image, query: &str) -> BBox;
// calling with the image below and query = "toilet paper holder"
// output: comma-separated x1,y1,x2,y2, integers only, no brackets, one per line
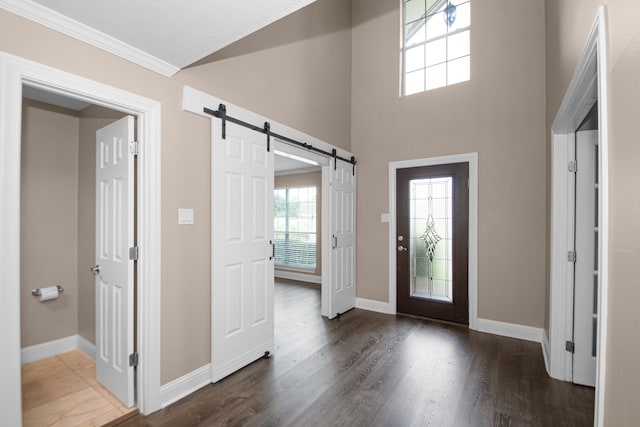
31,285,64,297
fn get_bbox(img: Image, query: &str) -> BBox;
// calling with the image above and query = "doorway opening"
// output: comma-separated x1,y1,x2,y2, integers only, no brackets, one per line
547,7,608,425
274,144,326,291
19,87,137,426
0,51,162,426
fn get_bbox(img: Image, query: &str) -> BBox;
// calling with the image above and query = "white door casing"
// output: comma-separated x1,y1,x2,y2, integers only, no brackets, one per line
211,117,275,382
573,130,598,387
95,116,136,407
329,159,356,318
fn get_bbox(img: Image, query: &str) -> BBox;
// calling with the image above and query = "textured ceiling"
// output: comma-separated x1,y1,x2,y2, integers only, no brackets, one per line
28,0,318,69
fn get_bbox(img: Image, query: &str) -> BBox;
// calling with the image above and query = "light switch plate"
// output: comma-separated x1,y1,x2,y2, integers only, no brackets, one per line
381,213,390,223
178,208,194,225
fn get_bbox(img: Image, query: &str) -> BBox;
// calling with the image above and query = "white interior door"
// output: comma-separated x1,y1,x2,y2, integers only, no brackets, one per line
95,116,135,406
573,129,598,387
211,119,274,382
329,160,356,318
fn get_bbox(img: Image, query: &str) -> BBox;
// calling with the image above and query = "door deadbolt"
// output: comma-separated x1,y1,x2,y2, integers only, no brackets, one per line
398,235,404,241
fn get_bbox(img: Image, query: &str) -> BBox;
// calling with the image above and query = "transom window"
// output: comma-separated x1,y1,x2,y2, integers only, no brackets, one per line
274,186,317,269
402,0,471,95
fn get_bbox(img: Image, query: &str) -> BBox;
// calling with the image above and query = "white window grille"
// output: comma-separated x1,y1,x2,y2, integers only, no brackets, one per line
402,0,471,95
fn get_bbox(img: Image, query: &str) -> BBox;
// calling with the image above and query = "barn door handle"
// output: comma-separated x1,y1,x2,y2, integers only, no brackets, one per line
269,240,275,260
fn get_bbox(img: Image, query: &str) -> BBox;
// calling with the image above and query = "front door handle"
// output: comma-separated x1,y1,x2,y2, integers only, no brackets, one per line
398,245,408,252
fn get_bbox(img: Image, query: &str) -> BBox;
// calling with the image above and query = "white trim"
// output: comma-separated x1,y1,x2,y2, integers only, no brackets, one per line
475,319,543,343
159,364,211,409
77,335,96,360
21,336,78,365
548,7,608,427
0,0,179,77
388,153,478,329
355,297,391,314
594,8,609,427
542,330,551,374
275,166,322,177
0,50,162,424
20,334,96,365
275,270,322,284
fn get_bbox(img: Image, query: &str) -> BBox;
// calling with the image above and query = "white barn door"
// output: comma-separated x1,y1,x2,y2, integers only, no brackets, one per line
329,160,356,318
95,116,135,407
211,118,275,382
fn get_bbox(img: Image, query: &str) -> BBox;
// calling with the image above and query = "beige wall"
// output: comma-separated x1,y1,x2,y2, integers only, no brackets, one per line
351,0,547,326
275,171,323,277
1,0,352,384
20,100,124,348
21,100,80,347
545,0,640,423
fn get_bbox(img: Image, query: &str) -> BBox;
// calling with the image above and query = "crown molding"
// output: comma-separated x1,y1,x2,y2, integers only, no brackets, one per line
0,0,180,77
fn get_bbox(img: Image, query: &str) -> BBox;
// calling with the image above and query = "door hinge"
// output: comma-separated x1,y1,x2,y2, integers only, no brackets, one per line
129,246,139,261
129,141,139,156
129,352,139,367
565,341,575,353
567,251,576,263
568,160,577,173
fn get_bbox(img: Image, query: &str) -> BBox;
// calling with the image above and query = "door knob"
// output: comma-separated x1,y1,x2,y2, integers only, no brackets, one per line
90,264,100,274
398,245,408,252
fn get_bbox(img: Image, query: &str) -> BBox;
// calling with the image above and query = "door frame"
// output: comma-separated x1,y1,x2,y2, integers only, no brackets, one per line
547,7,608,426
0,50,162,424
388,153,478,329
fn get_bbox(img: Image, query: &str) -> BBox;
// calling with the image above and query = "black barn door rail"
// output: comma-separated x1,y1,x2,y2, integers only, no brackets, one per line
203,104,356,173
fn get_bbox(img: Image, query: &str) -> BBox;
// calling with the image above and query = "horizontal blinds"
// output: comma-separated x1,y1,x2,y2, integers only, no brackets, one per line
274,187,316,269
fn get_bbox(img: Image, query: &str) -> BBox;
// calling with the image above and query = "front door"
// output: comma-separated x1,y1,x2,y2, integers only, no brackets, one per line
211,116,275,382
396,163,469,324
95,116,135,407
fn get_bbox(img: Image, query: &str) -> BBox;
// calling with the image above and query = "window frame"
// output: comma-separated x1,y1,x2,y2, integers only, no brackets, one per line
401,0,471,96
274,186,318,271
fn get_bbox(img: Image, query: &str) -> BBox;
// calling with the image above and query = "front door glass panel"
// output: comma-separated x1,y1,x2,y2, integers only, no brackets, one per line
409,177,453,302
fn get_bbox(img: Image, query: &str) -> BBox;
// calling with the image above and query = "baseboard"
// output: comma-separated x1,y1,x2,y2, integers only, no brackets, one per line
541,329,551,374
159,364,211,409
355,297,391,314
21,335,78,364
475,318,543,343
275,270,321,284
77,335,96,360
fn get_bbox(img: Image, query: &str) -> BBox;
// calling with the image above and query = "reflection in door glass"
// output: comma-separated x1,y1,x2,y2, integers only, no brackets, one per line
409,177,452,302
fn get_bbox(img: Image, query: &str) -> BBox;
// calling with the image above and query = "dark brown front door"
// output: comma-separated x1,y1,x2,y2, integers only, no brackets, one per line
396,162,469,324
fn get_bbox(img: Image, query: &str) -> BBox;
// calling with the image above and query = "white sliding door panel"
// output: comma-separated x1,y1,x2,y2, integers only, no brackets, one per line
329,160,356,318
95,116,135,407
211,119,274,382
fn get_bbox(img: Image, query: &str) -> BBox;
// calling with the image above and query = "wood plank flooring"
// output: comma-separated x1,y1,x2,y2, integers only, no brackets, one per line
121,280,594,427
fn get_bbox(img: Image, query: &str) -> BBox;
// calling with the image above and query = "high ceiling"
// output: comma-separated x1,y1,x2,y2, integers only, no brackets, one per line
1,0,318,75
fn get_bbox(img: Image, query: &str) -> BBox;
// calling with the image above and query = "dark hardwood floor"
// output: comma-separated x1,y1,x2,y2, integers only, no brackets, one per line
120,280,594,427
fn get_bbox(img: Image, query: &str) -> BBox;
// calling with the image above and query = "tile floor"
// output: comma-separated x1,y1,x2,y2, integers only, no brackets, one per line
22,350,137,427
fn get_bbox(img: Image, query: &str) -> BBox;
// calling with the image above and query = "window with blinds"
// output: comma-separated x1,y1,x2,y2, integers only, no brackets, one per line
274,186,317,269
